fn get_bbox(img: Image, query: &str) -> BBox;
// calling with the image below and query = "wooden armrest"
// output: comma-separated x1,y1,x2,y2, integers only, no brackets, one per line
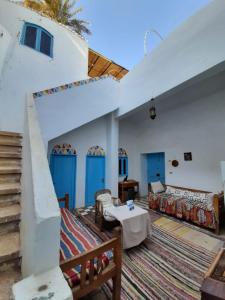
58,193,69,209
60,237,119,272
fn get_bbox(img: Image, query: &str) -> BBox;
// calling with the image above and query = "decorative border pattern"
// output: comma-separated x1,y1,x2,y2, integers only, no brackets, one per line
33,75,119,99
118,147,128,157
87,146,105,156
52,144,76,155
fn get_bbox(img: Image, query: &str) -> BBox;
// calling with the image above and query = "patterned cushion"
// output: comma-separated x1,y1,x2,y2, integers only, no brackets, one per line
60,208,112,287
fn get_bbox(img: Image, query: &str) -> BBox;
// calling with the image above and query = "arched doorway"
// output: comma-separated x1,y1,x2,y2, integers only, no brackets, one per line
85,146,105,206
50,144,77,209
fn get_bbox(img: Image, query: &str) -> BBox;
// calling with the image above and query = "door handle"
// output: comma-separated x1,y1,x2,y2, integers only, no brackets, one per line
102,178,104,183
156,173,160,177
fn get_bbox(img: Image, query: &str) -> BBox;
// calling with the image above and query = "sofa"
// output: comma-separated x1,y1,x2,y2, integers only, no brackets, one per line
58,194,122,300
148,184,224,234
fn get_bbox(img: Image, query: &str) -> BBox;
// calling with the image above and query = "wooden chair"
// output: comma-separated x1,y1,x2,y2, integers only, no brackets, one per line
95,189,120,231
58,194,122,300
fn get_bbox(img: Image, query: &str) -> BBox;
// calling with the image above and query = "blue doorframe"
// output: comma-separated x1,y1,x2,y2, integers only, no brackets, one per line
147,152,165,184
85,156,105,207
50,154,76,209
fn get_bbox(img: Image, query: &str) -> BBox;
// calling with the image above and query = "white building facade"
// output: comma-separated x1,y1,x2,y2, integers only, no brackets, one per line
0,0,225,298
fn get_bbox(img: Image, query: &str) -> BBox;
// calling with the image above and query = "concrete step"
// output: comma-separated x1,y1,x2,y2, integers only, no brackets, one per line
0,183,21,196
0,232,20,265
0,131,22,138
0,151,21,158
0,166,21,175
0,204,20,225
0,138,21,147
0,145,22,153
0,267,21,300
0,157,21,167
0,194,20,208
0,174,21,184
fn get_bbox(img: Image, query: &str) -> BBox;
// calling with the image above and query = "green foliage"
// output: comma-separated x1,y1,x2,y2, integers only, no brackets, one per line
23,0,91,36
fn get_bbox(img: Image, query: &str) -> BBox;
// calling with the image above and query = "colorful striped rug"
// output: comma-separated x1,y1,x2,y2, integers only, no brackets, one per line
100,216,223,300
76,201,223,300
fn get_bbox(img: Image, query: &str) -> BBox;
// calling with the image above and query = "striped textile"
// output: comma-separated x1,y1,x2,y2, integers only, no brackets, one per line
101,218,221,300
60,208,112,287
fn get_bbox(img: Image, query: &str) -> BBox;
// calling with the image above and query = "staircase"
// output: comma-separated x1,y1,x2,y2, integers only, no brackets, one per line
0,132,22,300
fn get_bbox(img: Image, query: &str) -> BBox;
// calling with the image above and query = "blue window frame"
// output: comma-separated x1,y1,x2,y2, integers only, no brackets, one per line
21,22,53,58
119,157,128,177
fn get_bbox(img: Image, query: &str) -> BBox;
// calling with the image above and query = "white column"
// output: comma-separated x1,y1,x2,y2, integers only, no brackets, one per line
106,112,119,197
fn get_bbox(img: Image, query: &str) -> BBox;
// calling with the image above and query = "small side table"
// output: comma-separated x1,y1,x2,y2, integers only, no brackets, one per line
118,180,139,203
201,248,225,300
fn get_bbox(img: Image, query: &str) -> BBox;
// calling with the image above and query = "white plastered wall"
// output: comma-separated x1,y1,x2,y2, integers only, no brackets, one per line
48,114,119,208
0,0,88,133
119,72,225,195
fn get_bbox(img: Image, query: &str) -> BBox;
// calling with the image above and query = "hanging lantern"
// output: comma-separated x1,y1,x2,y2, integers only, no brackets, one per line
149,98,156,120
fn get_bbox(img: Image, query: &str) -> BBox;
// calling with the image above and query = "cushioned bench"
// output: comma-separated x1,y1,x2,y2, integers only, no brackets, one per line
58,194,122,300
60,208,112,287
148,185,224,234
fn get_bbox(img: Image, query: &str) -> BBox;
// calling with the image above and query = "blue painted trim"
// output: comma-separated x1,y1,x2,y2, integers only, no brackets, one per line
119,156,128,177
50,154,77,209
20,22,54,58
85,156,105,207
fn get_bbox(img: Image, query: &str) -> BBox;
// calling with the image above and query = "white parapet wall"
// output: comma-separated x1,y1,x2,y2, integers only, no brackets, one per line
13,94,72,299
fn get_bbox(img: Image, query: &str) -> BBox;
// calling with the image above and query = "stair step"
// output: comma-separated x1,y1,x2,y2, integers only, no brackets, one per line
0,183,21,195
0,194,20,207
0,131,22,138
0,232,20,265
0,157,21,167
0,151,21,158
0,166,21,174
0,139,22,147
0,204,20,224
0,145,22,153
0,174,21,184
0,267,21,300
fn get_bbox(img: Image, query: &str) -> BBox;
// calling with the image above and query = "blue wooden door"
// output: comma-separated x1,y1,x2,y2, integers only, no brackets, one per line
50,154,76,209
147,152,165,184
85,156,105,206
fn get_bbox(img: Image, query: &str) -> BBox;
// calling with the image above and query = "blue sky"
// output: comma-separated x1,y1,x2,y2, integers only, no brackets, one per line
78,0,211,69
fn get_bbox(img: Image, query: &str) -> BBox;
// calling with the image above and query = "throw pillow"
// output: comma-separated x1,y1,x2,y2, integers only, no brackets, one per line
151,181,165,194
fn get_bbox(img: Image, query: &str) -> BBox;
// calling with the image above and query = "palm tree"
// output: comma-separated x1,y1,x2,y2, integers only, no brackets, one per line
23,0,91,36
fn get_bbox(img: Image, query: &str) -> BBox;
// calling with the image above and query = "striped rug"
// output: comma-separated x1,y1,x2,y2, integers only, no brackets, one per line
76,201,223,300
100,209,222,299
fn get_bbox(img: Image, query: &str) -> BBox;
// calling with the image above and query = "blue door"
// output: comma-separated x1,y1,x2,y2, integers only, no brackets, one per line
147,152,165,184
85,156,105,206
50,154,76,209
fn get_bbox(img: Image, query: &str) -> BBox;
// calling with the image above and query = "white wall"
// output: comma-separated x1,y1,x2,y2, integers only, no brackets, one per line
48,116,109,208
119,72,225,195
22,95,61,276
118,0,225,117
0,0,88,132
36,77,120,145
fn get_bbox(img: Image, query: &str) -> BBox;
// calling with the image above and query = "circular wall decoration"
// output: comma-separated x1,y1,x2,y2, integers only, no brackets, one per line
51,144,76,155
172,160,179,167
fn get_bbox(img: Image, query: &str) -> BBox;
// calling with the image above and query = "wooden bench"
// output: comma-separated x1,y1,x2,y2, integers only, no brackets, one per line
58,194,122,299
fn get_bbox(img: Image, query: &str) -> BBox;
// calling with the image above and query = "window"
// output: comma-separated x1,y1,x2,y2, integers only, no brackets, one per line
119,157,128,177
21,22,53,57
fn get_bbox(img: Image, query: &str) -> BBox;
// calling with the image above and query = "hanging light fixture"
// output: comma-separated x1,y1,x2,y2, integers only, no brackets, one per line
149,98,156,120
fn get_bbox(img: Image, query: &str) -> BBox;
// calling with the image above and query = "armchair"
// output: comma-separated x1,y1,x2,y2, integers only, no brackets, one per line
95,189,120,231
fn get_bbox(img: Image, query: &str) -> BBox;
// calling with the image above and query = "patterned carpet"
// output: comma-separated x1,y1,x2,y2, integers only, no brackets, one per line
76,200,223,300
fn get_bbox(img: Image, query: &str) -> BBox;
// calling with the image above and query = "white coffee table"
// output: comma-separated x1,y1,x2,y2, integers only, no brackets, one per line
105,204,152,249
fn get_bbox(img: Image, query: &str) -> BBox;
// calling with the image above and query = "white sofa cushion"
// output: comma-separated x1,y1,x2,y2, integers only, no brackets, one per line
97,193,116,221
151,181,165,194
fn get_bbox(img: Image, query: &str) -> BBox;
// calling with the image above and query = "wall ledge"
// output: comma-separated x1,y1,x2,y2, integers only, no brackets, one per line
13,266,72,300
